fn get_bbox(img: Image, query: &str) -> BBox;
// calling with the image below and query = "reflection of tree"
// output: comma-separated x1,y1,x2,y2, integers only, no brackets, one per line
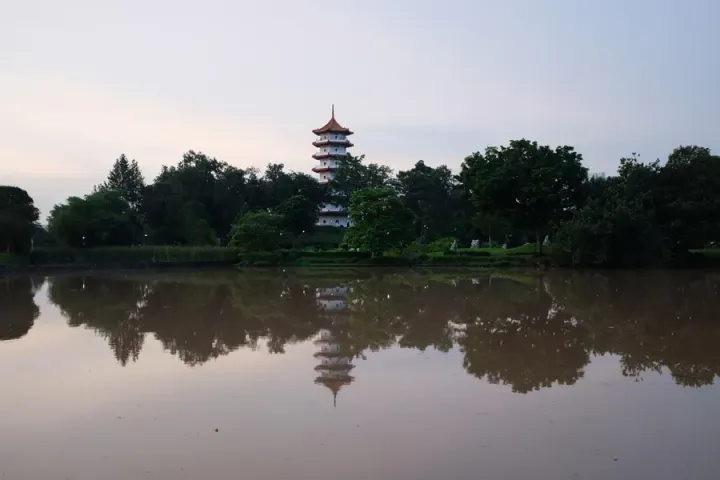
43,270,720,391
0,276,44,341
47,273,325,366
140,282,241,365
547,271,720,387
396,281,456,353
458,278,589,393
238,279,323,354
49,276,146,365
342,276,459,355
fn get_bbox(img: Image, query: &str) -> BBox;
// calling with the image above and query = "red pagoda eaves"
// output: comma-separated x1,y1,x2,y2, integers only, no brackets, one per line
312,105,354,136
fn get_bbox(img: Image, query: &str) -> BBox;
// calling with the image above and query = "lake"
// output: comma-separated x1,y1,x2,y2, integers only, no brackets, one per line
1,269,719,480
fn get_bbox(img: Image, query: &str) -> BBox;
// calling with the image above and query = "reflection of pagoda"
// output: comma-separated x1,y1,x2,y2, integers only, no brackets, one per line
314,286,354,406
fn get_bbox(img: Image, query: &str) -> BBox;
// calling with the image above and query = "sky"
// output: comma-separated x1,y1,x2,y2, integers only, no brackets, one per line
2,0,719,219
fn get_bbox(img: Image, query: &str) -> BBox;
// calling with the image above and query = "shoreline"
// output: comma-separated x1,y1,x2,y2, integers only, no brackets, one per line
0,257,533,275
3,245,718,276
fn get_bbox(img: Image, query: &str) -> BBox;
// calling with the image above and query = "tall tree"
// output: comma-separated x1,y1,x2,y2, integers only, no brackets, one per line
101,154,146,210
655,146,720,252
0,186,40,254
394,161,455,241
144,151,229,244
460,139,588,253
344,188,415,256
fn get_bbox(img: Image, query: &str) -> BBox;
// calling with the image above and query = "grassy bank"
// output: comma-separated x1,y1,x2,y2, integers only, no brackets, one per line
0,246,537,272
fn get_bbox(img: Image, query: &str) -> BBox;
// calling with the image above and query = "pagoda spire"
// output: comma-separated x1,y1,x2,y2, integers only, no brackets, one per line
331,104,335,118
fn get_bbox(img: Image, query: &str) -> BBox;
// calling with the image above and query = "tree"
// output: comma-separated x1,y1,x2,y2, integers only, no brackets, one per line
143,151,232,244
141,152,324,246
472,211,513,247
143,173,217,246
329,155,392,207
47,190,140,247
654,146,720,252
554,193,666,268
276,195,317,238
101,154,145,210
344,188,415,256
394,161,455,241
0,186,40,254
229,211,283,252
97,154,146,243
460,139,588,253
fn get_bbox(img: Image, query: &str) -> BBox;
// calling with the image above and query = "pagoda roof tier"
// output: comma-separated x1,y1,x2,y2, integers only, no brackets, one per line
311,167,337,173
315,375,354,386
312,152,349,160
313,351,350,358
312,107,354,136
315,363,356,372
312,139,354,148
315,376,354,406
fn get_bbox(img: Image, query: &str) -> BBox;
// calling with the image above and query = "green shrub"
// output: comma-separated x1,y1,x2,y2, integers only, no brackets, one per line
426,237,455,253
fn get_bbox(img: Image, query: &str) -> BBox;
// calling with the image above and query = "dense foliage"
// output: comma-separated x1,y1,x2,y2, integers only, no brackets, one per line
229,211,283,252
552,148,720,266
3,141,719,267
460,139,588,253
0,186,40,254
344,188,415,256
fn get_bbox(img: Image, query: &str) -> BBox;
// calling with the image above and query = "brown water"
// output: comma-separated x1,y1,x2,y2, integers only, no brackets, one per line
1,269,720,480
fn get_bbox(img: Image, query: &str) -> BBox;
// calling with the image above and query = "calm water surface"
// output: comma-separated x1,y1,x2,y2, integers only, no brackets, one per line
1,269,720,480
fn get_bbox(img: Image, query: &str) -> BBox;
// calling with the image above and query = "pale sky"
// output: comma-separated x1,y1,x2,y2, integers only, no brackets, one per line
2,0,718,218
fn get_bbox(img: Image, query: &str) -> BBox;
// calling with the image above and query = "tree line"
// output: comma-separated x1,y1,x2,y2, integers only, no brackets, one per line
2,141,718,267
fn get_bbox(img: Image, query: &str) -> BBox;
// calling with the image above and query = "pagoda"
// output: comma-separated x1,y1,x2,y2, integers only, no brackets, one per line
313,285,354,406
311,105,354,227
